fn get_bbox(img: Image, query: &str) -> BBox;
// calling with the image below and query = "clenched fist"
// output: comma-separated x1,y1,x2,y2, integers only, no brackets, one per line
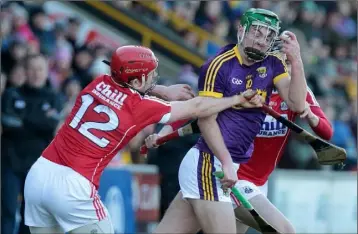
279,31,302,63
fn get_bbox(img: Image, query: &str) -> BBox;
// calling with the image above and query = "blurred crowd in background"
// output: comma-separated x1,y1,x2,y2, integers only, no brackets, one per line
1,1,357,234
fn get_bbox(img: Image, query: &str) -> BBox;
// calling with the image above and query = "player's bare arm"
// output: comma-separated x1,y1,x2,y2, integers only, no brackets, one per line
167,89,262,124
275,31,307,113
198,113,238,189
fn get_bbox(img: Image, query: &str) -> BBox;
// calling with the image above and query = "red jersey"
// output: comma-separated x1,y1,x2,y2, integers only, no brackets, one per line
237,88,333,186
43,75,171,188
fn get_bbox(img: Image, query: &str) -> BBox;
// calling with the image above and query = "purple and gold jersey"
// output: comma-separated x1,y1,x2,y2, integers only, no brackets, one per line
195,44,289,163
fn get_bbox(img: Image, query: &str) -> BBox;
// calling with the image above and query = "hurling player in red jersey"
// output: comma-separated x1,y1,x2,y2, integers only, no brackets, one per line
24,45,263,234
145,54,332,233
233,56,333,233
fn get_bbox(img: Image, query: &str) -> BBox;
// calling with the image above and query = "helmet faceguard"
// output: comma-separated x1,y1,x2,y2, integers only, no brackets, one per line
238,8,281,62
139,65,160,95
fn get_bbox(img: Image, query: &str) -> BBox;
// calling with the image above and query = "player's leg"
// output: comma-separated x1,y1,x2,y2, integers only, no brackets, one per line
180,148,237,233
28,157,113,234
1,165,22,234
234,205,261,232
46,170,114,234
190,199,237,233
69,216,114,234
29,226,63,234
234,180,295,233
235,221,250,234
25,158,62,233
154,191,200,233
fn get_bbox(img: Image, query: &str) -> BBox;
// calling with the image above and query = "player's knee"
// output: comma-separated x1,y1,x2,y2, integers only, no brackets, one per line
235,221,250,234
69,217,114,234
275,218,295,234
281,220,295,234
190,199,236,233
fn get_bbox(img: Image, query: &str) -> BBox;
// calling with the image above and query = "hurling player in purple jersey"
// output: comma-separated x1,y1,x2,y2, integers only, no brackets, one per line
154,8,307,234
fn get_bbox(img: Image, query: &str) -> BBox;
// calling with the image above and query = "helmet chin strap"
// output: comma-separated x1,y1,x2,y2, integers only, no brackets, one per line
133,75,154,96
110,75,147,96
137,74,146,90
244,47,266,61
140,74,158,95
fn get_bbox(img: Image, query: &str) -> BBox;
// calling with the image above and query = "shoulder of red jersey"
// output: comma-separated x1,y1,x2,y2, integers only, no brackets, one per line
306,86,320,106
141,95,170,106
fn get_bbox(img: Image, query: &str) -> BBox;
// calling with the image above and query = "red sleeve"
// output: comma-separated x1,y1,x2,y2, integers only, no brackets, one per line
306,87,320,107
306,88,333,140
309,106,333,140
168,119,191,131
133,95,171,129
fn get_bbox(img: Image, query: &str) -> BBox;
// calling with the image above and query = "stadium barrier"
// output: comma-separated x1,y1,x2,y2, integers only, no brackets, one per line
269,169,357,233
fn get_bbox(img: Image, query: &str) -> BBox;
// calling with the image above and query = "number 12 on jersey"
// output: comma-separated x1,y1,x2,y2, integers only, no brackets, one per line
69,94,119,148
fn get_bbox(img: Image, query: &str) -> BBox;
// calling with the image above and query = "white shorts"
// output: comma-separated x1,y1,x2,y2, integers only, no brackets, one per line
232,180,268,208
24,156,109,233
179,147,239,203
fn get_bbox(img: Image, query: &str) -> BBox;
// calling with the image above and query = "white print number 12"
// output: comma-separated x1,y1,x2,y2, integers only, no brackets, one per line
69,94,119,148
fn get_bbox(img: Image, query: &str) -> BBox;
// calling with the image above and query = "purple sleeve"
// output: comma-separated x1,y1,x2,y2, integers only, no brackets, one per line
198,58,226,98
271,55,289,84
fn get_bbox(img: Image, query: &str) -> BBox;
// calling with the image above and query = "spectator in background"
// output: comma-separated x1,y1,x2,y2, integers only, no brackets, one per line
89,44,111,79
194,1,223,36
29,7,56,56
1,9,14,51
311,6,327,40
72,46,94,88
54,21,73,57
177,64,199,93
331,108,357,170
55,78,82,133
1,72,28,234
49,46,75,91
335,1,356,40
7,62,27,89
9,3,37,45
1,54,63,234
292,1,317,42
1,39,28,75
65,16,81,49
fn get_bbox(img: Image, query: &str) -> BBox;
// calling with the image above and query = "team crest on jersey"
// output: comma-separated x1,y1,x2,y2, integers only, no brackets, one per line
280,101,288,111
256,67,267,78
243,186,253,194
245,74,253,80
256,89,267,100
